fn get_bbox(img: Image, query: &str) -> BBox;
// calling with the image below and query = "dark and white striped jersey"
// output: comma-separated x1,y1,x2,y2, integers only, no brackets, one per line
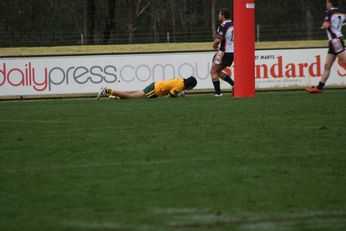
324,7,346,40
215,20,234,53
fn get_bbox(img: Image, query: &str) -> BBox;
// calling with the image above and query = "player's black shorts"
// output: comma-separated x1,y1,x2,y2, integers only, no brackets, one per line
328,37,345,55
213,51,234,67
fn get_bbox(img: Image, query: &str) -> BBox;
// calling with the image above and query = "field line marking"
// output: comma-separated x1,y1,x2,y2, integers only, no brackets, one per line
168,212,346,228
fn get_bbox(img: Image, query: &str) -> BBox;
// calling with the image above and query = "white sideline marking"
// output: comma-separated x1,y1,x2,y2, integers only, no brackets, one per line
64,211,346,231
1,157,215,173
166,211,346,229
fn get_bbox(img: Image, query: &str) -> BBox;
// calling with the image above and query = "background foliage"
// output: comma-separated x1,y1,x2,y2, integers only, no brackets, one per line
0,0,344,46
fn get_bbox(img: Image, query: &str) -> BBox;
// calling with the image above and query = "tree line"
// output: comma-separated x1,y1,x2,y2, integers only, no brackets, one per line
0,0,343,47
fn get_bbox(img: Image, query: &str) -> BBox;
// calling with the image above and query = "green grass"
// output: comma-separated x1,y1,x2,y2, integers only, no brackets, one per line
1,91,346,231
0,40,326,56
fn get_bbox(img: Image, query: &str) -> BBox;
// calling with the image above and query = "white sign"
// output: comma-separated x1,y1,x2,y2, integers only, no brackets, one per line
255,48,344,89
0,48,345,97
246,3,255,9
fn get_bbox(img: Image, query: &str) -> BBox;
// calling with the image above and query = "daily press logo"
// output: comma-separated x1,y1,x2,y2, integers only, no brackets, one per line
0,62,118,91
0,61,211,92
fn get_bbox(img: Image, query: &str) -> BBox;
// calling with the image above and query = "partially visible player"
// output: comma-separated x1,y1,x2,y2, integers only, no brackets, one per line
210,8,235,97
96,76,197,100
307,0,346,93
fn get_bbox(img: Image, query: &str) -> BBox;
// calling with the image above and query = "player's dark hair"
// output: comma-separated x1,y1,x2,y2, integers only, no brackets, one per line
184,76,197,89
220,8,231,19
329,0,340,7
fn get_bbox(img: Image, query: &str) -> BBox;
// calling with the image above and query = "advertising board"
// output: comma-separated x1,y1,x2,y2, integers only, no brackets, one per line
1,48,345,97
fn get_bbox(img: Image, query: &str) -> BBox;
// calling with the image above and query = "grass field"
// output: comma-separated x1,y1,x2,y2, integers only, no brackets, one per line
1,91,346,231
0,40,326,56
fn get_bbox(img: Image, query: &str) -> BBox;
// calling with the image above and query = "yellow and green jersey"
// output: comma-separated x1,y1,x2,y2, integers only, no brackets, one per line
154,78,184,97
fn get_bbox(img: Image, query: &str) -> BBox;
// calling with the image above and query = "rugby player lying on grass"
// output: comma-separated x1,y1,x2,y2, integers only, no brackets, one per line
96,76,197,100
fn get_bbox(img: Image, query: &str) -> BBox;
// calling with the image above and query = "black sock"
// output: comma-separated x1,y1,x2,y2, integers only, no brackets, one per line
223,75,234,86
212,80,221,95
317,81,325,90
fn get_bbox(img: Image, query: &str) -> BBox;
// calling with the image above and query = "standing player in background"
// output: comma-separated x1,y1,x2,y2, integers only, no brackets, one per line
307,0,346,93
210,8,235,96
